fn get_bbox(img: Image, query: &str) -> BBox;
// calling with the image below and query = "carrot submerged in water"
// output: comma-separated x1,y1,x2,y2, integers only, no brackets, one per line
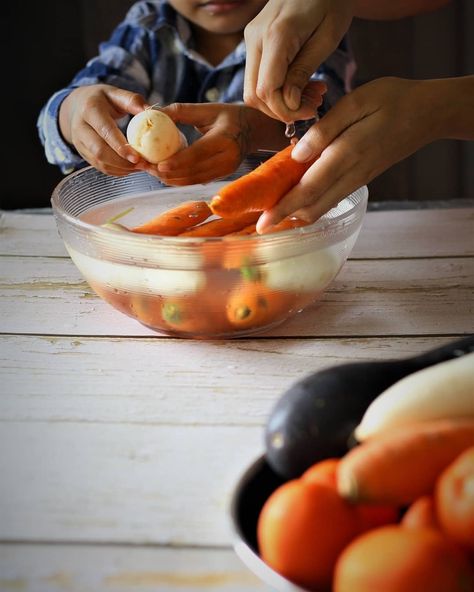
132,201,212,235
179,211,260,238
225,216,310,238
210,145,314,218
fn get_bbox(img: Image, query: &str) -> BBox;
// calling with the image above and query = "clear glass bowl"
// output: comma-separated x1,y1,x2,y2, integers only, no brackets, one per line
51,156,368,339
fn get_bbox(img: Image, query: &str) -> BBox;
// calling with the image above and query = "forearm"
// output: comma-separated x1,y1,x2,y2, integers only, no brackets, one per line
423,76,474,141
354,0,451,20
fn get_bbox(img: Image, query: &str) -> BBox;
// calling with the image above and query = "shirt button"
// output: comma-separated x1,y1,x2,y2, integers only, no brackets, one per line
205,87,220,102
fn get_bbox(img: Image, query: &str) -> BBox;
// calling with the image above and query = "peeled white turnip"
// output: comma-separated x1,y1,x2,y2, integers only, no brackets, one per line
126,109,186,164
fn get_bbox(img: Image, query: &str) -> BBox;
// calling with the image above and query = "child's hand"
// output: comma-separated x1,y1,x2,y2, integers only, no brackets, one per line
155,103,254,185
156,102,323,186
59,84,154,176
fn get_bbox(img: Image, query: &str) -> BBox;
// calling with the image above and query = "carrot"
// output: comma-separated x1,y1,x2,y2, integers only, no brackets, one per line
269,216,310,232
224,223,257,237
179,211,260,238
209,145,314,218
226,281,292,329
161,293,230,336
224,216,309,238
338,419,474,506
132,201,212,235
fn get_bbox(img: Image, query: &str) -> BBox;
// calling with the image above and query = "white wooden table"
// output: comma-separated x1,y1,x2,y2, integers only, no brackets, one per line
0,205,473,591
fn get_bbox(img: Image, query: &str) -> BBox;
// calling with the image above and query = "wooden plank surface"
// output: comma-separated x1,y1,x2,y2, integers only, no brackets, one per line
0,421,262,546
1,256,472,337
0,336,462,548
0,335,458,425
1,208,473,258
0,544,266,592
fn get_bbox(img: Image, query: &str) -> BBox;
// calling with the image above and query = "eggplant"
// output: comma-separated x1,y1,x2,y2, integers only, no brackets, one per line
265,335,474,479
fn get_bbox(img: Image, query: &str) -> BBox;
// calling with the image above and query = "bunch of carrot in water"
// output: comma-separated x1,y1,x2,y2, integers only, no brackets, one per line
126,144,313,238
98,145,319,336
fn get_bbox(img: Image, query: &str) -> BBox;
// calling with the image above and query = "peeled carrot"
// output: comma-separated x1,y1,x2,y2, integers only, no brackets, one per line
338,419,474,506
132,201,212,235
209,145,314,218
224,223,257,237
179,211,260,238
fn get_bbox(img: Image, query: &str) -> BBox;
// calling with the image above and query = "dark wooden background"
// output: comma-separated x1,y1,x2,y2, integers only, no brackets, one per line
3,0,473,209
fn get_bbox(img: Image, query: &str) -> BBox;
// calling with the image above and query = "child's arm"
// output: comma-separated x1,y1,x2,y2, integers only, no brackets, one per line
37,3,157,174
154,100,325,187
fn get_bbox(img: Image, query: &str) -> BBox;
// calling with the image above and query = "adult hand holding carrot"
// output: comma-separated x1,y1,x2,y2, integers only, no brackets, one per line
256,76,474,233
59,84,154,176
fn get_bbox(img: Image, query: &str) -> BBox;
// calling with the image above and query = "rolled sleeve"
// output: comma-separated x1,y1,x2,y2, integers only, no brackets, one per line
37,89,85,174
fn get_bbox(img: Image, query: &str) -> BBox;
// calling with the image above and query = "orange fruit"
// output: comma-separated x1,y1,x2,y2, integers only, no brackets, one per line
402,496,439,530
334,525,474,592
303,458,399,532
302,458,339,487
436,446,474,550
257,479,359,590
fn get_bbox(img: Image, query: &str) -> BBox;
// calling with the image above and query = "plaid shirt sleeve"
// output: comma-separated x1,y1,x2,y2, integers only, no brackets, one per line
37,3,155,174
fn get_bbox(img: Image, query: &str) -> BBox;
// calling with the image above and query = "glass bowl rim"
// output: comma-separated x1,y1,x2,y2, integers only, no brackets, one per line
51,166,368,247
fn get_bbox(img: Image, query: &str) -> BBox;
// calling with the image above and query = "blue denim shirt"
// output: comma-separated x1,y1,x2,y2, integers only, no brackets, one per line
38,0,354,174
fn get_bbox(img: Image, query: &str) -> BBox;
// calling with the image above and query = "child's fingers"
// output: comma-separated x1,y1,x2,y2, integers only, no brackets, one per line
159,102,216,126
75,123,139,175
104,86,148,116
158,153,239,186
158,134,241,179
84,108,140,164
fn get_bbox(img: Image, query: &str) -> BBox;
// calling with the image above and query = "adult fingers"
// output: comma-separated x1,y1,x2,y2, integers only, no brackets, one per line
291,91,366,163
256,137,355,233
243,18,266,107
292,164,365,223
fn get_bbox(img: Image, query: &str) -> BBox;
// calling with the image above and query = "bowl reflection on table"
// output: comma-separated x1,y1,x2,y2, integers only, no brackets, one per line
51,157,368,339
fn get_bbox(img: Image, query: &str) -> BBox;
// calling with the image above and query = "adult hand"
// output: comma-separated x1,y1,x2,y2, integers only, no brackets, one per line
157,102,323,186
256,77,447,232
244,0,354,122
59,84,153,176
